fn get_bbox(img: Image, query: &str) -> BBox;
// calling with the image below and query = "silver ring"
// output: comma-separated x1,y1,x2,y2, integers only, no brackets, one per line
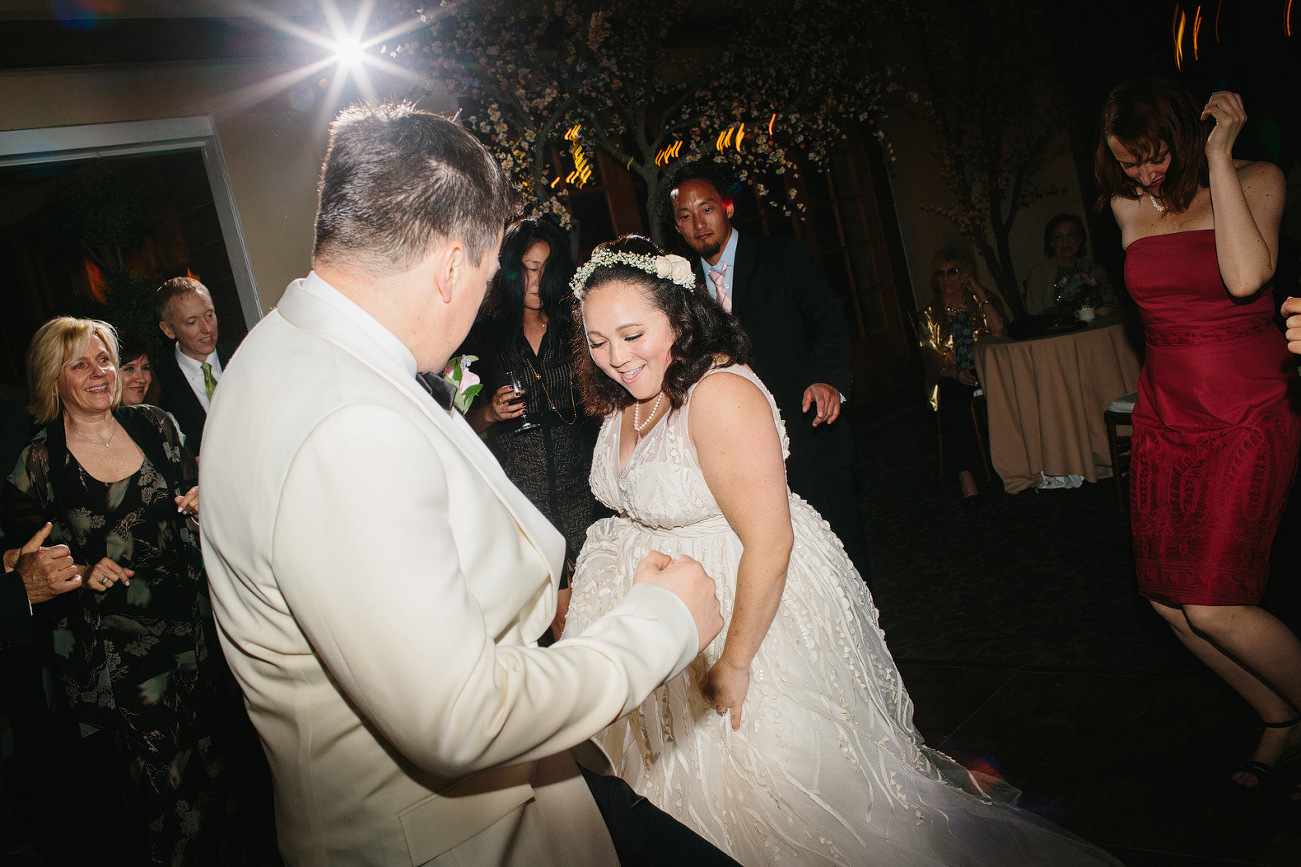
716,707,727,716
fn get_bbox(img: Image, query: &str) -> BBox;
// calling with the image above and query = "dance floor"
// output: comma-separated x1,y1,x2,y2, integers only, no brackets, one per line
857,403,1301,865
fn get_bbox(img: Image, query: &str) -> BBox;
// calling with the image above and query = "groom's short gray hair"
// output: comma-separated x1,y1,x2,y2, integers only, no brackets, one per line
313,102,519,275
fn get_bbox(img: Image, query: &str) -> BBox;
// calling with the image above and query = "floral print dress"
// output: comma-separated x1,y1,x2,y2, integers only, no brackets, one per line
3,405,254,865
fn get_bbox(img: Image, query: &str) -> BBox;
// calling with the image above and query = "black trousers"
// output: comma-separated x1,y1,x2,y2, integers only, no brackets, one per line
581,767,741,866
938,377,981,483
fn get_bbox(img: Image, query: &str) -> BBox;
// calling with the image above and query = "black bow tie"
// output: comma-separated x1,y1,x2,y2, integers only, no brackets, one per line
416,372,456,410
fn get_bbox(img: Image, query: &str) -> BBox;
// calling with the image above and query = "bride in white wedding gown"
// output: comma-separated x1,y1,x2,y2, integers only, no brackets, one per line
564,236,1118,866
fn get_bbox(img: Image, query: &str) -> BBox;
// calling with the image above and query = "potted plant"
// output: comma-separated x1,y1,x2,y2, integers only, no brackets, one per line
1054,273,1101,321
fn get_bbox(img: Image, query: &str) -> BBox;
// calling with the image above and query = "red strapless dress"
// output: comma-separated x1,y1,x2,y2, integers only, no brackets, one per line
1125,229,1301,606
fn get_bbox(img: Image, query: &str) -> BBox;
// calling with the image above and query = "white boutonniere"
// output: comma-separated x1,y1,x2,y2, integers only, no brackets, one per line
441,355,483,415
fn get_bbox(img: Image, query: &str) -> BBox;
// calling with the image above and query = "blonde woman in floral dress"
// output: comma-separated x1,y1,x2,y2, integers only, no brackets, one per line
3,318,271,864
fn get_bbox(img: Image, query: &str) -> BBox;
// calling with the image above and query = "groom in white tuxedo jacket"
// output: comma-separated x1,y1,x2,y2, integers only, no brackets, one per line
200,104,725,866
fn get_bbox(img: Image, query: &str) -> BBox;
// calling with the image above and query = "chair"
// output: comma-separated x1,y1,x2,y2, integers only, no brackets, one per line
968,393,994,482
1104,393,1137,512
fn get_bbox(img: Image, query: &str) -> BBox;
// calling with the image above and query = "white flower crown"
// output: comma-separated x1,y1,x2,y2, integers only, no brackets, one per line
571,250,697,299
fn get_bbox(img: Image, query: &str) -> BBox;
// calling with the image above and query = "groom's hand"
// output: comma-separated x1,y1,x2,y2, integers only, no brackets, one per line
633,551,723,654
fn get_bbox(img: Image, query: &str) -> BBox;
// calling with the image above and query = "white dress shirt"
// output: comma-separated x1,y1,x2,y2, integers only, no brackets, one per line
174,344,224,411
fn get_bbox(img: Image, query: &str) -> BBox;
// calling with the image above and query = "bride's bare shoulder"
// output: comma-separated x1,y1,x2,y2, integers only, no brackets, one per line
690,368,767,415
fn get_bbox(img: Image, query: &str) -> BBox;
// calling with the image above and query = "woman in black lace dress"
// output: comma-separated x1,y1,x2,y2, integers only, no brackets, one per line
463,218,602,639
2,317,272,865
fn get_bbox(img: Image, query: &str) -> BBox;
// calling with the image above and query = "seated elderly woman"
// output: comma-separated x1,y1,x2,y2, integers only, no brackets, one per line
1,317,271,864
916,247,1007,503
1023,214,1118,315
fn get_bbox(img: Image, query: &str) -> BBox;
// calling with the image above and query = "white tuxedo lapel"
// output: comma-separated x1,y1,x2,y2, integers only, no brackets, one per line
275,281,566,586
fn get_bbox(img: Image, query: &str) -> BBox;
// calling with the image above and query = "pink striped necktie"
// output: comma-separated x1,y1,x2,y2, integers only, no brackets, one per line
709,264,732,313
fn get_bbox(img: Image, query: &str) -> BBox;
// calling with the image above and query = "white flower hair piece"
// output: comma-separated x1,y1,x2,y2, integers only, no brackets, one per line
571,251,697,299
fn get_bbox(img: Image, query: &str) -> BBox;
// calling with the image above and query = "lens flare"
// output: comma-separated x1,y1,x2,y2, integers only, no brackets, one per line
204,1,423,124
333,35,365,70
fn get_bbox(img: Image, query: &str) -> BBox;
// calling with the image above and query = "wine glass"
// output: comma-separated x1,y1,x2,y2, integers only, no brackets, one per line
506,368,539,432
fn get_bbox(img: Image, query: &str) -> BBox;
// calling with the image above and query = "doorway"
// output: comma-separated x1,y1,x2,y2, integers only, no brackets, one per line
0,117,260,387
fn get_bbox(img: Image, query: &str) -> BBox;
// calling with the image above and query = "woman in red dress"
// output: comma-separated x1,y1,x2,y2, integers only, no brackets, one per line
1097,77,1301,795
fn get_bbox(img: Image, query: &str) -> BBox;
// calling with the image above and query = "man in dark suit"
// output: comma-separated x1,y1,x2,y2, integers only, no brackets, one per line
1,524,83,865
664,159,871,584
153,277,237,454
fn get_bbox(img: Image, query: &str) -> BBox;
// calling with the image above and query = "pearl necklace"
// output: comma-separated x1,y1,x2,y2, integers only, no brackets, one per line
1149,194,1165,213
632,392,664,434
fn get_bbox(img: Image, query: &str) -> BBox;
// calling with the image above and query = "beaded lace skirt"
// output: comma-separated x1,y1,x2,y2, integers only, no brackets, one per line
569,365,1117,866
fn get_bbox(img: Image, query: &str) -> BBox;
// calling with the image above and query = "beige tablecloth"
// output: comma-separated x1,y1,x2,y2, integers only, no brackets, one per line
975,316,1142,494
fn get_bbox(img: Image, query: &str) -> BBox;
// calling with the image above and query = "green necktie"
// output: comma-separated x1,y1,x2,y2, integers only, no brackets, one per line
201,362,218,401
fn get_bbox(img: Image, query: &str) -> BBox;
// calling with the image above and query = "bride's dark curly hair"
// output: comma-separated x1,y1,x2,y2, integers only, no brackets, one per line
572,235,751,415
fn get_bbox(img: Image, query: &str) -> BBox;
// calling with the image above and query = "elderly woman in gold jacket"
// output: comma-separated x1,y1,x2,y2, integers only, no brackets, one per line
916,247,1007,502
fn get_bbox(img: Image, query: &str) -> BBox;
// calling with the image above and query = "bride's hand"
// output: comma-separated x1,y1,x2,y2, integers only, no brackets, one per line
701,658,750,732
550,586,571,638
